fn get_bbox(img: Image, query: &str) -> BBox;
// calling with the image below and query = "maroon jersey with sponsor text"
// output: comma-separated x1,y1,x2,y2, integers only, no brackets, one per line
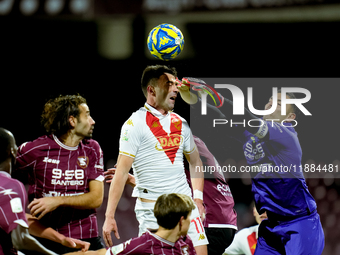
186,136,237,229
0,171,29,255
15,134,104,239
107,230,196,255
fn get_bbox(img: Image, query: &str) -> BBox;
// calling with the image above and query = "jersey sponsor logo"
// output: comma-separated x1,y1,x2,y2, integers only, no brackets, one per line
0,189,18,196
77,156,89,168
217,184,233,197
244,138,265,161
155,134,183,152
43,157,60,165
43,191,85,197
126,119,134,126
146,112,183,164
51,168,85,186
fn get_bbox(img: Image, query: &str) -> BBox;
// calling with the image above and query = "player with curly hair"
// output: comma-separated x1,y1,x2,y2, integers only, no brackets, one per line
13,94,105,254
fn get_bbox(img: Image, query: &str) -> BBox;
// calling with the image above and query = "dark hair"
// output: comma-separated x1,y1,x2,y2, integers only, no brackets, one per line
154,193,195,230
0,128,12,163
41,94,87,137
141,65,177,98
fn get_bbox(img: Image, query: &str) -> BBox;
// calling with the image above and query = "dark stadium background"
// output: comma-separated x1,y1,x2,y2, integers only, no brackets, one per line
1,0,340,254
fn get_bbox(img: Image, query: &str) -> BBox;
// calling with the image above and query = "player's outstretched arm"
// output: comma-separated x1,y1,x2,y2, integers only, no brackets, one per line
28,180,104,220
103,154,134,247
26,214,90,252
185,148,205,220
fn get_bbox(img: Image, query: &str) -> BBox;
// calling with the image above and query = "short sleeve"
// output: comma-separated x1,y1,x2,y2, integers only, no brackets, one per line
0,180,29,234
119,115,142,159
183,121,196,155
87,140,105,182
14,142,35,184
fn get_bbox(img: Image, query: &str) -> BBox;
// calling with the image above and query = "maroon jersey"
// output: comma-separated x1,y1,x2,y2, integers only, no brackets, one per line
0,172,29,255
107,230,196,255
15,134,104,239
186,136,237,229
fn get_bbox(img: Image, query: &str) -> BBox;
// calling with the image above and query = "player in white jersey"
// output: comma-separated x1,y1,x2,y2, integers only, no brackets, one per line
224,205,267,255
103,65,208,255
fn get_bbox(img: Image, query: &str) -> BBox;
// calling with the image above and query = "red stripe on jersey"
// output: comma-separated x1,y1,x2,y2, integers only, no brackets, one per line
247,231,257,255
146,111,183,164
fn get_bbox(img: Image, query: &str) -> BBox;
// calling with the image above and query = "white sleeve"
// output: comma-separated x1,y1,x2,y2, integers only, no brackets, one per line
183,121,196,155
224,229,247,255
11,225,58,255
119,115,142,159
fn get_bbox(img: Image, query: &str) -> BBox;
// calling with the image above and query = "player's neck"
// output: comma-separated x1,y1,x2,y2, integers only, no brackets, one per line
0,159,12,175
59,132,83,147
155,227,181,243
146,99,168,116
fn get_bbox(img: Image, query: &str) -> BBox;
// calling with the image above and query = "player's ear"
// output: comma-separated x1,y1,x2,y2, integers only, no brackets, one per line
286,112,296,121
147,85,156,96
69,115,77,128
178,216,184,231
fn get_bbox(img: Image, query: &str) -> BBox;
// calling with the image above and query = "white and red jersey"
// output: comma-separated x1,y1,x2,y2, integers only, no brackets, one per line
106,230,196,255
0,172,29,255
119,103,195,201
224,225,258,255
15,134,104,239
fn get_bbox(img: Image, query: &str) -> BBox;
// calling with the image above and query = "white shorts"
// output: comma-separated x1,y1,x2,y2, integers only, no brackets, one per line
134,198,209,247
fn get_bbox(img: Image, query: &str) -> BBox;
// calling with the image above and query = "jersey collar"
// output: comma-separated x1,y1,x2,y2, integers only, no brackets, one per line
0,171,11,178
147,230,176,246
52,134,79,151
144,103,172,118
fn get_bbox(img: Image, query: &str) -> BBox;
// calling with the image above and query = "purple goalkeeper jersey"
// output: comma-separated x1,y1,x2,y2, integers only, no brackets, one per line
106,230,196,255
0,172,29,255
186,136,237,229
15,134,104,239
240,121,317,217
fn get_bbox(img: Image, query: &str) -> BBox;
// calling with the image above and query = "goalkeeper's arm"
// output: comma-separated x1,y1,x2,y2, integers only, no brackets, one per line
178,79,261,135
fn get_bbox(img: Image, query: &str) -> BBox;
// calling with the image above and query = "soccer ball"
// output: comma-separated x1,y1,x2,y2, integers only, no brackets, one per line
147,23,184,61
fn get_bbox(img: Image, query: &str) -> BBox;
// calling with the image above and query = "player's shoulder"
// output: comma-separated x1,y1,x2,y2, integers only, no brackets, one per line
237,224,259,237
82,138,101,149
18,135,51,153
0,173,25,197
171,111,188,123
122,107,147,127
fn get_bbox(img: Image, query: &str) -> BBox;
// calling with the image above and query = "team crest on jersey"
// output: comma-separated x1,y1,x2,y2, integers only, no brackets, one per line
77,156,89,168
172,117,181,131
181,245,189,255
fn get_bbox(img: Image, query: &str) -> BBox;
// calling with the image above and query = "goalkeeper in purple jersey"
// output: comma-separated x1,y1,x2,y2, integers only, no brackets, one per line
177,79,324,255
